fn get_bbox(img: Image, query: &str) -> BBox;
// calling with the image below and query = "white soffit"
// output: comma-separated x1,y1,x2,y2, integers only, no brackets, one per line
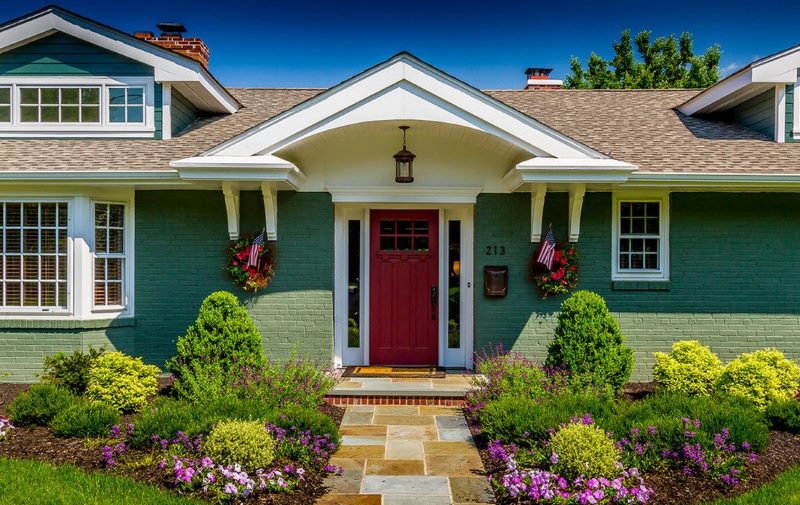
679,45,800,115
503,158,638,190
0,7,239,113
200,53,606,160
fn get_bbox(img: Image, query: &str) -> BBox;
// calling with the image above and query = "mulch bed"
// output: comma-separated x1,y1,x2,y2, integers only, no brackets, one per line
0,382,345,505
466,408,800,505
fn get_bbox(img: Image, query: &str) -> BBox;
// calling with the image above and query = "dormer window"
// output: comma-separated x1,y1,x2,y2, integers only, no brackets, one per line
0,77,155,137
109,87,144,124
19,87,100,124
0,87,10,123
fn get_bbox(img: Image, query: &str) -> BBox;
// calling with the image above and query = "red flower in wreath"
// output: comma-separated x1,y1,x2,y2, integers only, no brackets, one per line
225,234,275,292
530,243,579,298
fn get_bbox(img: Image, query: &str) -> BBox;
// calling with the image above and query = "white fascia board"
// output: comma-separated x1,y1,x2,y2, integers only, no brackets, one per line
205,54,601,160
678,69,754,115
0,170,179,181
171,155,306,189
0,11,238,113
680,50,800,115
504,158,637,190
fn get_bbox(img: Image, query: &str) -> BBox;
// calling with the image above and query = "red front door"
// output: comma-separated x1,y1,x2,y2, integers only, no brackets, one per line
369,210,439,366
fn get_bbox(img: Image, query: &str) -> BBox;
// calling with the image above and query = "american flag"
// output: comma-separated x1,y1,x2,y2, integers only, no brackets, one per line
248,232,265,268
536,229,556,270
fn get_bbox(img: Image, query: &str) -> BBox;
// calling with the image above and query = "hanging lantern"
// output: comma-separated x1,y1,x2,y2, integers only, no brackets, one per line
393,125,415,183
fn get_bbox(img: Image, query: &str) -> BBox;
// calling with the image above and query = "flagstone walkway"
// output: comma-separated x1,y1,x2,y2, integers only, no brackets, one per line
317,405,494,505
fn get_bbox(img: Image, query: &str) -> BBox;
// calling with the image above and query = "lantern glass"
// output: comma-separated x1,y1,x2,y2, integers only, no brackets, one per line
394,149,415,183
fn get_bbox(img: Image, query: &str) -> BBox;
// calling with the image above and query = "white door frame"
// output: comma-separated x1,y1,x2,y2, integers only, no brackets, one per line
333,202,474,369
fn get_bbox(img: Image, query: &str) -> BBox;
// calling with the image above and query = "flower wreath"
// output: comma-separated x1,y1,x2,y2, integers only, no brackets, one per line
226,234,275,292
530,245,579,298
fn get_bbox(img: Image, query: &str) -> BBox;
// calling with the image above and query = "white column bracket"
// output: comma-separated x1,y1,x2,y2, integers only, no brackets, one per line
221,182,240,240
261,182,278,241
530,184,547,242
568,184,585,243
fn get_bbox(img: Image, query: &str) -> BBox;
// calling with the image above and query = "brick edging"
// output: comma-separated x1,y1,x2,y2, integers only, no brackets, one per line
324,395,465,406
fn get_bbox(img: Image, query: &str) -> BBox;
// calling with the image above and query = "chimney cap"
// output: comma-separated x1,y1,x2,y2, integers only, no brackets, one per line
156,22,187,35
525,67,553,76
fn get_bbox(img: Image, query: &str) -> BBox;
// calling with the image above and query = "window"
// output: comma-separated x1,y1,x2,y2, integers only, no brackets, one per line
0,202,68,309
94,204,125,307
447,220,461,349
347,220,360,348
0,87,10,123
378,220,430,251
19,87,100,123
612,195,669,281
108,87,144,123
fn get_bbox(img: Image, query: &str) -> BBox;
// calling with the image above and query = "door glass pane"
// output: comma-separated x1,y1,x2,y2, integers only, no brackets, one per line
347,220,360,348
448,221,461,349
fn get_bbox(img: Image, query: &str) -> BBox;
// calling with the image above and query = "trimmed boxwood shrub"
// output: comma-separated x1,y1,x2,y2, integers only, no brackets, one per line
41,346,105,396
204,420,275,470
86,352,160,413
167,291,266,403
50,400,120,437
545,291,633,393
7,384,75,426
716,349,800,410
653,340,723,397
549,421,621,479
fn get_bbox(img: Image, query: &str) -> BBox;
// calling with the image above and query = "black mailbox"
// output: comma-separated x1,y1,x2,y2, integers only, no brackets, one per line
484,266,508,297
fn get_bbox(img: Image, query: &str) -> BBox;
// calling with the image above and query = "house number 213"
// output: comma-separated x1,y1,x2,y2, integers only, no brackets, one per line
485,245,506,255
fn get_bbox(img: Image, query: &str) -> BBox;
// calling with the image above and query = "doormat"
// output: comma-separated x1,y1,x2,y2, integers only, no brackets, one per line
342,366,446,379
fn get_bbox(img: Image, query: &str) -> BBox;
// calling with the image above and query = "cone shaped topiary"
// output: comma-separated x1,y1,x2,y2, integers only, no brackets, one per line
167,291,266,402
546,290,633,393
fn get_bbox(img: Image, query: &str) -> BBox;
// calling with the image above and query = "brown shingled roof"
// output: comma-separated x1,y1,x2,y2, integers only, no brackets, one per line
2,87,800,175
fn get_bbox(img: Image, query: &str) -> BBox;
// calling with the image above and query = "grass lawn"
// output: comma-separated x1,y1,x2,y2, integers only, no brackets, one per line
0,458,201,505
709,466,800,505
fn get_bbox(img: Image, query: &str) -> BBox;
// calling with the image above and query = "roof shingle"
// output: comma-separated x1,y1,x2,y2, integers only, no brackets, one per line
2,87,800,175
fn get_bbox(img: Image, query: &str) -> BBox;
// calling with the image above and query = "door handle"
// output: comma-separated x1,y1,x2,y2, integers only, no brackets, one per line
431,286,437,320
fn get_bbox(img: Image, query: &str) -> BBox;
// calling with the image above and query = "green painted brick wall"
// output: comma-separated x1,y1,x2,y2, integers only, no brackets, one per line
134,190,334,368
474,192,800,380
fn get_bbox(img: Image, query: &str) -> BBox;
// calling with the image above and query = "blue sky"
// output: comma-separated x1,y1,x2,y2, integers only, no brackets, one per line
3,0,793,89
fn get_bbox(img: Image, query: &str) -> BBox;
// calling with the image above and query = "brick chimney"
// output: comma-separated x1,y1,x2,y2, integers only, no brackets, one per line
134,22,210,69
524,67,563,90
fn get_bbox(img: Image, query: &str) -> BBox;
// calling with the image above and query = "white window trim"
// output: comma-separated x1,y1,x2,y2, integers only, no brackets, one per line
91,202,130,312
0,190,134,321
0,198,73,315
611,192,670,282
0,76,155,138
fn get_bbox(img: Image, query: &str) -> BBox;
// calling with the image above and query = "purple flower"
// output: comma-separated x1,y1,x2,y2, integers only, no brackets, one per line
549,452,559,464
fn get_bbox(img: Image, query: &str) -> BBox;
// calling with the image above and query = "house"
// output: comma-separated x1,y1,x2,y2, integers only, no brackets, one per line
1,5,799,382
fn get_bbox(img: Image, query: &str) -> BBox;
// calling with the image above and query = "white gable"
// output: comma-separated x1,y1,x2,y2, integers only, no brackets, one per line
205,53,601,159
0,6,238,113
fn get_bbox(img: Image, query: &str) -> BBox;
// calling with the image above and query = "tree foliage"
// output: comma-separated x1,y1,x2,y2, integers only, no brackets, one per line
565,30,721,89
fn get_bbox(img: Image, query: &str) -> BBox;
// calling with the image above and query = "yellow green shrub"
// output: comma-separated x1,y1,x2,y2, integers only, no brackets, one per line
653,340,723,397
86,352,160,413
549,421,621,479
716,349,800,410
204,420,276,471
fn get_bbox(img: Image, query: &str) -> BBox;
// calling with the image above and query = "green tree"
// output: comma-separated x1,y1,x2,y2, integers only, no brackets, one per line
566,30,720,89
